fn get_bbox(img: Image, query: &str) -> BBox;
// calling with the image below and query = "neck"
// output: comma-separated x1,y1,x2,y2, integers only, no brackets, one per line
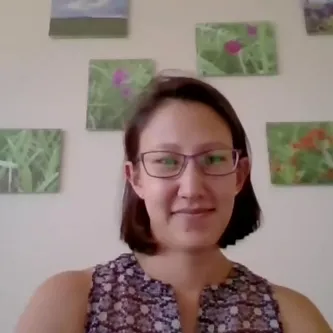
135,247,232,293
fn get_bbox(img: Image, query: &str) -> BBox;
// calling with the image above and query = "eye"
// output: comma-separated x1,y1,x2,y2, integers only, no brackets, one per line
156,157,178,165
209,155,224,163
203,153,226,165
146,152,182,167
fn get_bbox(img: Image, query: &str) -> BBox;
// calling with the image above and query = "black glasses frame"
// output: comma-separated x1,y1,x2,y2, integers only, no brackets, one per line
137,149,241,179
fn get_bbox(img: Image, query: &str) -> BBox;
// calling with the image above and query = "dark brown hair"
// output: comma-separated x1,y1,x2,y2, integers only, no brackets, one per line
120,74,262,254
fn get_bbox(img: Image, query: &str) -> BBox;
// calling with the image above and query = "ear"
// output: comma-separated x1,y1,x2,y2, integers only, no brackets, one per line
235,157,250,195
124,161,145,199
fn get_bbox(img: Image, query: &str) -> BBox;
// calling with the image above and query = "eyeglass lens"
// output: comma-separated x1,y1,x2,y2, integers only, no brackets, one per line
142,149,238,177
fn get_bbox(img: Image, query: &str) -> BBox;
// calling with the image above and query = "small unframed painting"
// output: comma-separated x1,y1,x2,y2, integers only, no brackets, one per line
302,0,333,35
49,0,129,38
86,59,155,130
196,21,278,76
266,122,333,185
0,129,63,193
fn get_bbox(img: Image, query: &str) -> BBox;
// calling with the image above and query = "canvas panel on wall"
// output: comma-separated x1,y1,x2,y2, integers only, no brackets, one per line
86,58,155,131
302,0,333,35
0,129,63,193
49,0,129,38
266,122,333,185
196,21,278,77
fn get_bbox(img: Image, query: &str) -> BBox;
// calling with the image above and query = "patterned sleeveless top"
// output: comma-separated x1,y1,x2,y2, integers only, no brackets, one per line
85,253,284,332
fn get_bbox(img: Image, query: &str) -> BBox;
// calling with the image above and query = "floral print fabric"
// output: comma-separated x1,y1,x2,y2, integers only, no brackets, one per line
85,253,283,332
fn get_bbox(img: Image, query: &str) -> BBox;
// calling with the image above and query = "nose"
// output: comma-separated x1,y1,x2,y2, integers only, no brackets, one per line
177,159,205,199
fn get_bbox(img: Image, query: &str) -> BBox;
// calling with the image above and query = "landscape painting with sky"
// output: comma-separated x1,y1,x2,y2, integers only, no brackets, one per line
49,0,129,37
302,0,333,35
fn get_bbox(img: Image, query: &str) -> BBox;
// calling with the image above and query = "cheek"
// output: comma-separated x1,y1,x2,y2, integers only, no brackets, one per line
212,174,238,199
211,176,238,222
142,179,176,239
142,177,175,214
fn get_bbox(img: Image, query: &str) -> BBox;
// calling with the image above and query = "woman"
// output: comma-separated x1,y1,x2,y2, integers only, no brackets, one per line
15,75,332,333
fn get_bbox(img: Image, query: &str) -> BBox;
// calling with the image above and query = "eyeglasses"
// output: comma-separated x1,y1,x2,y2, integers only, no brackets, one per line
138,149,240,178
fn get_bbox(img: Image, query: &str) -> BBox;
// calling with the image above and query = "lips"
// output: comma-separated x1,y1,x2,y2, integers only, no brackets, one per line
172,208,215,215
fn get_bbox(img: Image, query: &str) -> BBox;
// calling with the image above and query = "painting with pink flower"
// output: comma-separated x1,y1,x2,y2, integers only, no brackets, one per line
86,59,155,130
196,21,278,76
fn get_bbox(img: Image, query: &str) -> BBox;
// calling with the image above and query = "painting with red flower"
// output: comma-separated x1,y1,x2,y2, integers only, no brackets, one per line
266,122,333,185
196,21,278,76
86,59,155,130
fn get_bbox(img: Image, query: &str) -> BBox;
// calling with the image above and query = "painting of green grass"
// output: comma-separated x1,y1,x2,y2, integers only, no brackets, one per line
86,58,155,130
266,122,333,185
196,21,278,76
0,129,63,193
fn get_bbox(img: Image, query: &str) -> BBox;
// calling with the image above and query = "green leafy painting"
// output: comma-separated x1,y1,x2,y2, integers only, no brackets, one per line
0,129,63,193
86,59,155,130
196,21,278,77
266,122,333,185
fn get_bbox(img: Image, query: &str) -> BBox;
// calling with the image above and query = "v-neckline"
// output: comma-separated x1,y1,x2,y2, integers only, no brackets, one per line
129,253,242,299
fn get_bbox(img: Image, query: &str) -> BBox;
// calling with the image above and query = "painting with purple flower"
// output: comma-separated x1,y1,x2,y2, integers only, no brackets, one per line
302,0,333,35
196,21,278,76
86,59,155,130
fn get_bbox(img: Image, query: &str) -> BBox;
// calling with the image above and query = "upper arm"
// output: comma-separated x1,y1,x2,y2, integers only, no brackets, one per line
14,270,92,333
273,285,333,333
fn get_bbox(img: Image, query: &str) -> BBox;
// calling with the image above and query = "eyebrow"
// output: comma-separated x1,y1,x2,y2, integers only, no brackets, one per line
151,141,233,151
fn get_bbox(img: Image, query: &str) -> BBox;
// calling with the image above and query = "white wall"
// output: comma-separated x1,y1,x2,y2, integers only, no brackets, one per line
1,0,332,331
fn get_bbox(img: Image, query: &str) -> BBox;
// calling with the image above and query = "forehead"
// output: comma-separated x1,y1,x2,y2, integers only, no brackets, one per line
139,100,233,152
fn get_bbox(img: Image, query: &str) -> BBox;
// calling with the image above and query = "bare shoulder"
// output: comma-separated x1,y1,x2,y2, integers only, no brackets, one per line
15,269,93,333
272,284,332,333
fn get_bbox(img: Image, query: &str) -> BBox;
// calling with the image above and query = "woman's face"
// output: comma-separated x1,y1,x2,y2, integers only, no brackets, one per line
126,100,249,252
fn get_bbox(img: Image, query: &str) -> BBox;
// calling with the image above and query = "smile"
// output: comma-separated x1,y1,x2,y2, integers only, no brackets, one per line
172,208,215,215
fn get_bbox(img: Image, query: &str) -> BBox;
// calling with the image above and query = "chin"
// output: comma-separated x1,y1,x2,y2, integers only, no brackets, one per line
173,234,219,252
